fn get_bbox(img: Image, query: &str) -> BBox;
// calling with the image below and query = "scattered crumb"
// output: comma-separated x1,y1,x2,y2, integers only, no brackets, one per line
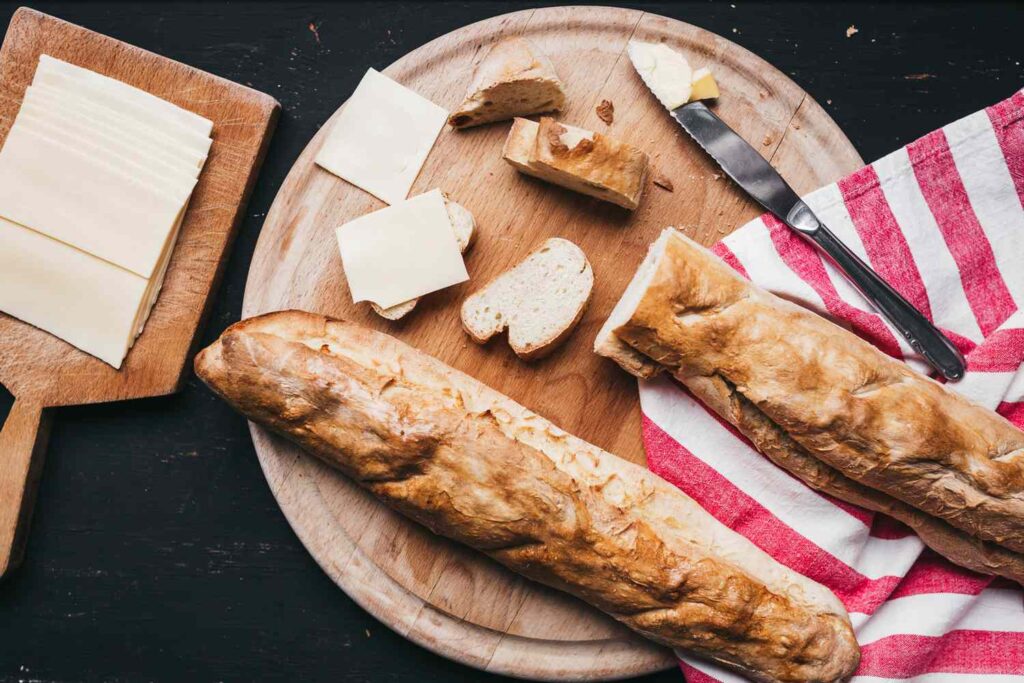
793,123,801,130
732,28,739,34
596,99,615,125
712,172,723,181
365,629,371,637
826,99,833,105
651,167,674,192
846,25,858,38
762,135,773,147
903,73,936,81
308,21,321,44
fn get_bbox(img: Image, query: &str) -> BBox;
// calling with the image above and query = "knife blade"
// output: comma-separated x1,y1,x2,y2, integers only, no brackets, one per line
670,101,966,381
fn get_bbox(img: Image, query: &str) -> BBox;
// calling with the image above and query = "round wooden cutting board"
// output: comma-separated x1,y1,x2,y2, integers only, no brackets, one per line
242,6,863,680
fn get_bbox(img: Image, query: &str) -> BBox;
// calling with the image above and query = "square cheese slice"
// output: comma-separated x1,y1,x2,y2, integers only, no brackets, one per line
336,189,468,309
0,217,147,368
316,68,447,205
0,123,187,278
37,55,214,137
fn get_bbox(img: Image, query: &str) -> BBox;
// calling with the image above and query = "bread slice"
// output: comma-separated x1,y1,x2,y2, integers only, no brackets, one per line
502,117,649,210
449,37,565,129
461,238,593,360
371,194,476,320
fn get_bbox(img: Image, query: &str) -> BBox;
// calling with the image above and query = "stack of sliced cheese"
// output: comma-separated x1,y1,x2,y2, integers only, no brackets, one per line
0,55,213,368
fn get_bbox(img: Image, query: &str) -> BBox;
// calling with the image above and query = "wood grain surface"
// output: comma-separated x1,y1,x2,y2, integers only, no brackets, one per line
0,7,278,578
242,6,864,680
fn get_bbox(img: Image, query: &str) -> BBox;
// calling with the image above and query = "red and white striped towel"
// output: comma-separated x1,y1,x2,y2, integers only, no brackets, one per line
640,89,1024,682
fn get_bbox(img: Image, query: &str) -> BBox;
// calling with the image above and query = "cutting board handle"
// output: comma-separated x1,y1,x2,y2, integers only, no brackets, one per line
0,398,52,579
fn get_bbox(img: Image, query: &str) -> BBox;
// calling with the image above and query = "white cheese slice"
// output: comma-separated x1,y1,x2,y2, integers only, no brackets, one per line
33,70,213,156
627,41,693,110
16,109,199,191
316,68,448,205
25,83,208,169
0,217,147,368
335,189,468,308
0,124,186,278
37,55,213,137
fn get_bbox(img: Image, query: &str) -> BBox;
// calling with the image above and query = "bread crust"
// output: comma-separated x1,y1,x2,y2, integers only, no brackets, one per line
608,230,1024,556
195,310,859,683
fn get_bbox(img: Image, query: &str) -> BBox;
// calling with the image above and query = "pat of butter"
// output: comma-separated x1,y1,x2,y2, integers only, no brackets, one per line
627,41,693,110
316,69,448,205
336,189,468,309
690,67,720,101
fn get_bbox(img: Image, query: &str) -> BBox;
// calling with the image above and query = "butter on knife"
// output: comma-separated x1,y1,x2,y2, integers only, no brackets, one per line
627,41,719,110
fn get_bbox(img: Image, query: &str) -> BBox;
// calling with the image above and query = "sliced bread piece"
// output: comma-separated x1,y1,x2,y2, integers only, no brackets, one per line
461,237,593,360
449,37,566,129
502,117,649,210
371,194,476,320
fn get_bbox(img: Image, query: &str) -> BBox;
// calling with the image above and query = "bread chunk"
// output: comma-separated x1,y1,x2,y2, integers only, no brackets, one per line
503,117,649,210
461,238,593,359
371,194,476,320
449,37,565,129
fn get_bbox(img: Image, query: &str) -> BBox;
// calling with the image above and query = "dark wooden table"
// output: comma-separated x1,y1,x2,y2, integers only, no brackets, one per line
0,2,1019,681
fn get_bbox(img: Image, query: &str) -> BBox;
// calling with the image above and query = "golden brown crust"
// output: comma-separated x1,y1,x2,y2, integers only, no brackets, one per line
612,231,1024,556
196,310,860,683
533,117,649,209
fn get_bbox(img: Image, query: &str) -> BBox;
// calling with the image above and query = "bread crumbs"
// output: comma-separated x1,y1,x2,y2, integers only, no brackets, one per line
596,99,614,125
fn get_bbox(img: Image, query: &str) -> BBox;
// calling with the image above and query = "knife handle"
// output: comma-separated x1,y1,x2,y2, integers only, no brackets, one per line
807,224,966,381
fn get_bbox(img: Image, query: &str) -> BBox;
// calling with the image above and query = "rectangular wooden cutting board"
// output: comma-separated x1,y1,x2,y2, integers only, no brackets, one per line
0,6,279,578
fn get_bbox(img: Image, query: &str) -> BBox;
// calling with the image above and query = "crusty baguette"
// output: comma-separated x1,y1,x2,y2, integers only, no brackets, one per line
502,117,649,210
449,37,565,129
600,228,1024,556
195,310,859,683
460,237,593,360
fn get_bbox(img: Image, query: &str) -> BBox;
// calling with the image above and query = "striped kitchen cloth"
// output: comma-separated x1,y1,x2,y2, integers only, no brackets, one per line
641,88,1024,682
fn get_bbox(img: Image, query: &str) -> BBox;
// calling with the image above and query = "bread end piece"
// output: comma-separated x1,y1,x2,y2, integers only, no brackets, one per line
502,117,649,210
449,37,566,129
461,237,593,360
370,195,476,320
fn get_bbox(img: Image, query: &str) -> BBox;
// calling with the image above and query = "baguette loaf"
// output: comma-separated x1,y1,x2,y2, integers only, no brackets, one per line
196,310,859,683
599,229,1024,558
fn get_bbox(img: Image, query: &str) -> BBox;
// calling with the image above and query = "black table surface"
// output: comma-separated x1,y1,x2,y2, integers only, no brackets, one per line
0,1,1020,681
